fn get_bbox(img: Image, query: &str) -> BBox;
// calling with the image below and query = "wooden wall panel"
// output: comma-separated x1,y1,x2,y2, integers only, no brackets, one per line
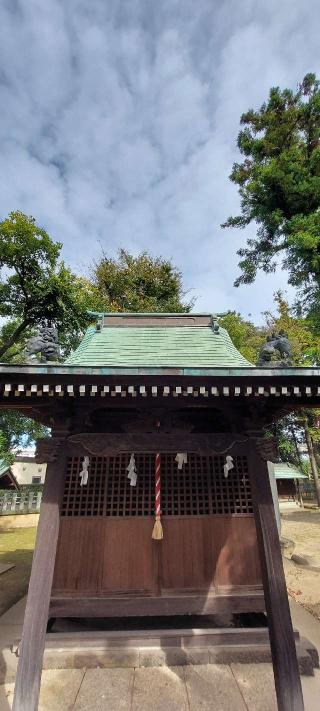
101,518,156,594
161,516,261,592
160,517,214,591
53,518,104,593
212,516,261,588
52,515,261,597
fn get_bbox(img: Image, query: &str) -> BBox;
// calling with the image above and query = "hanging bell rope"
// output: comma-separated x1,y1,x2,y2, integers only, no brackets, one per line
152,452,163,540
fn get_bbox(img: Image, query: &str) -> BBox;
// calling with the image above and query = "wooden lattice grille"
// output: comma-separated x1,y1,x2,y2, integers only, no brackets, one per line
161,454,252,515
61,453,252,517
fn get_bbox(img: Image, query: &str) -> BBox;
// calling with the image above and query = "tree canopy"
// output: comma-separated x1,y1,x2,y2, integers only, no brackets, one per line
0,211,99,359
223,73,320,316
0,215,191,463
219,295,320,504
93,249,193,313
0,412,49,466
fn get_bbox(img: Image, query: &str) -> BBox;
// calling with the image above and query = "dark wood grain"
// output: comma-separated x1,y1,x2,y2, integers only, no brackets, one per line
12,444,67,711
53,518,104,593
161,516,261,591
50,589,265,617
52,515,261,600
248,442,304,711
67,433,249,456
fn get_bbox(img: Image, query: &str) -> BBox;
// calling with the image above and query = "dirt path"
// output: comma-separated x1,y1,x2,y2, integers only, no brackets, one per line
281,510,320,620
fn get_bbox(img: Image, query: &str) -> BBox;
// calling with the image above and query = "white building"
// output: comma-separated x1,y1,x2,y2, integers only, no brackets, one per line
11,454,47,486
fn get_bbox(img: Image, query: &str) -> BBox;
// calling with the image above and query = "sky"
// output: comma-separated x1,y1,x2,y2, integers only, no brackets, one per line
1,0,319,322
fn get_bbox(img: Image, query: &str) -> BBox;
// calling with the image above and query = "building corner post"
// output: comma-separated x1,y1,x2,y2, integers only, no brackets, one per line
12,436,67,711
248,436,304,711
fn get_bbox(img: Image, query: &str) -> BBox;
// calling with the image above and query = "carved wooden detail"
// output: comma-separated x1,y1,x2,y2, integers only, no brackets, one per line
35,437,66,463
67,432,249,456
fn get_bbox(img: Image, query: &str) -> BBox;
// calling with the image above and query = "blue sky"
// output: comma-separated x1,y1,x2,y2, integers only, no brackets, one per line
1,0,319,321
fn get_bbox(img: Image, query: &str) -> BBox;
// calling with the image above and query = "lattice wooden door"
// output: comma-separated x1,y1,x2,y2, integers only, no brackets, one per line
61,453,252,517
55,452,259,595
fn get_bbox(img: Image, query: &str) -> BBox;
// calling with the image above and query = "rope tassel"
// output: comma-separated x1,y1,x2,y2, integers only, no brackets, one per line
152,452,163,540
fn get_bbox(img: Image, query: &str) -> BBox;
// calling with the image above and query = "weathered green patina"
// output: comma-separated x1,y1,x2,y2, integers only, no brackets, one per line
65,313,252,368
274,463,307,479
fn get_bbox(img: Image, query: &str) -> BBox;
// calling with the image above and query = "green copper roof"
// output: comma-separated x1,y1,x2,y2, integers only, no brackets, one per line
0,459,10,478
65,314,252,368
274,463,307,479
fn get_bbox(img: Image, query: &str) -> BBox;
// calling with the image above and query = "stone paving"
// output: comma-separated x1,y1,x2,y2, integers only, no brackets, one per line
1,662,320,710
1,594,320,709
0,664,273,711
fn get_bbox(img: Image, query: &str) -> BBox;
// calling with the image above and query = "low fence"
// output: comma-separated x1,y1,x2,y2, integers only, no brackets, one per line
0,489,42,515
300,480,317,502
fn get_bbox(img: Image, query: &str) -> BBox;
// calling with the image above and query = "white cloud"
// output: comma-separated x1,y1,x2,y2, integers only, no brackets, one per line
0,0,319,323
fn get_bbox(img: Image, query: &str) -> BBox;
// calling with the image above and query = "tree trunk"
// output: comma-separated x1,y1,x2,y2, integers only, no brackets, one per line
290,420,304,507
304,424,320,507
0,319,30,359
290,419,304,472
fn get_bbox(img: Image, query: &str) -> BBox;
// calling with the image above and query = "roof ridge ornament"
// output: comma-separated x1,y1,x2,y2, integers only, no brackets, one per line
95,317,103,332
210,315,220,333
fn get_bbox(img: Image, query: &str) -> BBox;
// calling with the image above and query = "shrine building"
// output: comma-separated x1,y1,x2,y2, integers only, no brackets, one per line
1,311,319,711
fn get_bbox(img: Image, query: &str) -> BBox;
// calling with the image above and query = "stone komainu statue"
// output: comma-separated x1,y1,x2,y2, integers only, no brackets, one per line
24,323,60,362
257,331,293,367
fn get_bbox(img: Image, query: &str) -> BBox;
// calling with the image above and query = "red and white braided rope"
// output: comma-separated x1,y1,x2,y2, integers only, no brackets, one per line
155,452,161,517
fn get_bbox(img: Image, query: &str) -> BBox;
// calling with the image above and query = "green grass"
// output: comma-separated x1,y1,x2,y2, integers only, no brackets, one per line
0,527,36,616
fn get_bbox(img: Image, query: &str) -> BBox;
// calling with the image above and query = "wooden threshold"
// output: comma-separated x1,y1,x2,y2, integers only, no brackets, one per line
50,591,265,617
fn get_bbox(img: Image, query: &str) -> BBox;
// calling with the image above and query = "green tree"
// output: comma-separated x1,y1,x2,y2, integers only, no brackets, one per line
0,211,105,463
223,73,320,317
265,294,320,505
93,249,193,313
0,211,98,359
264,292,320,365
219,296,320,504
0,412,49,465
0,224,192,462
218,311,264,363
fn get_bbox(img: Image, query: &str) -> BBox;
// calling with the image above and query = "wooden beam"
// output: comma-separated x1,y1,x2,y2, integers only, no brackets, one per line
12,442,67,711
248,442,304,711
66,432,250,456
50,590,265,618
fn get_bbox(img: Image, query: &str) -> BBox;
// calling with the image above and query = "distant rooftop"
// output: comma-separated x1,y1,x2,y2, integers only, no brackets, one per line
274,462,307,479
65,312,253,368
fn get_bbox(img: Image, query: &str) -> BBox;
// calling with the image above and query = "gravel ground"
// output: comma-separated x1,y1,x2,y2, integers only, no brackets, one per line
281,510,320,620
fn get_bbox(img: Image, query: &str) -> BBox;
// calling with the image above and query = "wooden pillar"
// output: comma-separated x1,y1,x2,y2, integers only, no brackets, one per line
248,440,304,711
12,439,67,711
